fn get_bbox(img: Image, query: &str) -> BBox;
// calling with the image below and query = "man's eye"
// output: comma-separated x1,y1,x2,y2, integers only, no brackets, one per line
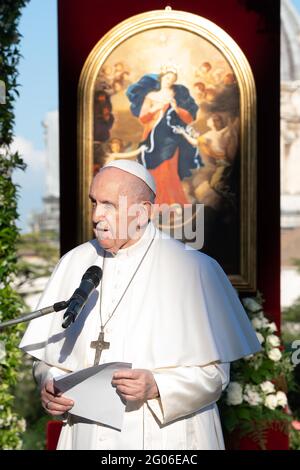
103,203,114,210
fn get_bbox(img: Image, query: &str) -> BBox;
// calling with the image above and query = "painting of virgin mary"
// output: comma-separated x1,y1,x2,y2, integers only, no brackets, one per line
126,67,202,205
91,26,244,275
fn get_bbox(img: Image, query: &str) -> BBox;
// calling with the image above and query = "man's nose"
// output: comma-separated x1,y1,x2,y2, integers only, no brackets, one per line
92,204,106,223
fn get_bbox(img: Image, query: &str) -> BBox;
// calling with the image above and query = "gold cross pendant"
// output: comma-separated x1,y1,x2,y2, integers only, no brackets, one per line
90,330,110,365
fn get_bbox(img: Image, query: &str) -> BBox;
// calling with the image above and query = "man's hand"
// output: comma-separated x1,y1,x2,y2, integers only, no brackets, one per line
111,369,159,402
41,379,74,416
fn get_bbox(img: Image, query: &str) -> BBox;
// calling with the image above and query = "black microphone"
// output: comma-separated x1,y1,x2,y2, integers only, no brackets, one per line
61,265,102,329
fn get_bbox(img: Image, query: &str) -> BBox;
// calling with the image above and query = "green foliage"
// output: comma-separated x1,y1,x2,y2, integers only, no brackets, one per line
282,298,300,323
0,0,30,449
15,232,59,292
281,328,300,347
291,258,300,273
21,415,49,450
290,425,300,450
12,354,49,450
18,231,59,265
219,295,294,450
0,0,29,146
11,232,60,449
281,259,300,350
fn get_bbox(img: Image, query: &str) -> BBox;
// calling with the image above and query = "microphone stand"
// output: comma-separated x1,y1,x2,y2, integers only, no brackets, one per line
0,300,70,330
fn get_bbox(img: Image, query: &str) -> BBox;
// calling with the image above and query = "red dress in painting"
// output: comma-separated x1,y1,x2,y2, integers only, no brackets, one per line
139,104,194,205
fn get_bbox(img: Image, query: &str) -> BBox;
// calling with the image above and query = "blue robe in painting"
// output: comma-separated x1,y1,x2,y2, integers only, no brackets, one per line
126,74,202,179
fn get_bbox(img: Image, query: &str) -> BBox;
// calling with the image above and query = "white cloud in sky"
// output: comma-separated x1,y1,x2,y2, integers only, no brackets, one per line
11,136,46,232
10,135,46,170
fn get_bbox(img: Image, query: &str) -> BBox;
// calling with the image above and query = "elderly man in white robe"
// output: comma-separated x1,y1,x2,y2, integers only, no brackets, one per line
20,159,260,450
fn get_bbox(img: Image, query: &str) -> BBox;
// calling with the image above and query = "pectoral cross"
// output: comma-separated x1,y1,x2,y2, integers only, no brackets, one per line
90,330,110,365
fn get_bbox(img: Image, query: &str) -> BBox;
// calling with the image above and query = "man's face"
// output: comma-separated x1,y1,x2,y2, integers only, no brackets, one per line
89,169,143,253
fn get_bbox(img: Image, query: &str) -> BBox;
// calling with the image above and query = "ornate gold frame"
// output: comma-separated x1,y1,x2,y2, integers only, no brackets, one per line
77,8,256,291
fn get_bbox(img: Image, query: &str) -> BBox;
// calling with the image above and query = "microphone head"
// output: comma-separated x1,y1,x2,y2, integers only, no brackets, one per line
82,265,102,288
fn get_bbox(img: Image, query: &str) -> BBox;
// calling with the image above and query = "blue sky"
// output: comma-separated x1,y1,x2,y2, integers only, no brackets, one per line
14,0,58,147
13,0,58,232
294,0,300,12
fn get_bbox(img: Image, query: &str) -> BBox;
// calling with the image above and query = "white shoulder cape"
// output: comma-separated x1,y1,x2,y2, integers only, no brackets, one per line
20,226,261,371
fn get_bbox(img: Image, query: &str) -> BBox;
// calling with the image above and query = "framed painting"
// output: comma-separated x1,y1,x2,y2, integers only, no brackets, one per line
77,8,257,291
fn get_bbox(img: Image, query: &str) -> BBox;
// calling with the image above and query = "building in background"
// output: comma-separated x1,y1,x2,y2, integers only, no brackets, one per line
281,0,300,307
29,110,60,235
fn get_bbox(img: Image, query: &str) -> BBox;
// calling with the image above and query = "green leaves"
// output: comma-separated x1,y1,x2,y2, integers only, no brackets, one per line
0,0,29,449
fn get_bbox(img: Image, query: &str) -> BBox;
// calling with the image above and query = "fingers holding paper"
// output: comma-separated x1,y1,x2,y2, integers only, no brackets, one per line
112,368,159,402
41,379,74,416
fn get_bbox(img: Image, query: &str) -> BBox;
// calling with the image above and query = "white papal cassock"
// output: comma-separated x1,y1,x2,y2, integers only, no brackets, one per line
20,222,261,450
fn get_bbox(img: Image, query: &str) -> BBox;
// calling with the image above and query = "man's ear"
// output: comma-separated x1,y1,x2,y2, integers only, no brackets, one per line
138,201,152,227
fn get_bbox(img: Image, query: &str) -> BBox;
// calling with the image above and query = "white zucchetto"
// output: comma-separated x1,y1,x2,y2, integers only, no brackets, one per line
102,159,156,195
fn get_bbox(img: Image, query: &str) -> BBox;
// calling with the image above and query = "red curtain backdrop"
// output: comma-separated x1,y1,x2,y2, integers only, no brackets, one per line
57,0,280,326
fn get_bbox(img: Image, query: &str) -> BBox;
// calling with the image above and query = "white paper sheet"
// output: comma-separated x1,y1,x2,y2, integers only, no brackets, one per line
53,362,132,430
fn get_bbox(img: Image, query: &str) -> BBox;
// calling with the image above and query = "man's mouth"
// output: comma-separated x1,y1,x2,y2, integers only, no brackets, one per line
95,225,110,232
